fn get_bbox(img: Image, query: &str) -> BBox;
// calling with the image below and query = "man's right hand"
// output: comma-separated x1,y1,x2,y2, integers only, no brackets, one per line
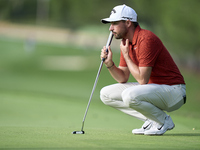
100,46,114,67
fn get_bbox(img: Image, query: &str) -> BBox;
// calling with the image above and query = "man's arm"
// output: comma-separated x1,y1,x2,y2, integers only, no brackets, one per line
120,39,152,85
107,64,130,83
101,46,130,83
124,57,152,84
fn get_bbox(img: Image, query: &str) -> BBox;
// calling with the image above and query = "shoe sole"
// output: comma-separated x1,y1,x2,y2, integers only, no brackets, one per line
132,123,152,135
144,124,175,136
167,124,175,131
133,133,144,135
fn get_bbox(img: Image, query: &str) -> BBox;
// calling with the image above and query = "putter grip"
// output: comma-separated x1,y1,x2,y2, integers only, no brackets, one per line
102,31,114,62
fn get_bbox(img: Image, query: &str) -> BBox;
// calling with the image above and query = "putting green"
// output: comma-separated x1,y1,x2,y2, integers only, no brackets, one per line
0,90,200,150
0,37,200,149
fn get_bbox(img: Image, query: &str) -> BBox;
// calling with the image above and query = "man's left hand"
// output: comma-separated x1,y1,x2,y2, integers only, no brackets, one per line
120,39,129,58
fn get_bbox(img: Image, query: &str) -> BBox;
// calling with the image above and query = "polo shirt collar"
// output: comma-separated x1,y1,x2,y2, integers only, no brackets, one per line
132,25,141,45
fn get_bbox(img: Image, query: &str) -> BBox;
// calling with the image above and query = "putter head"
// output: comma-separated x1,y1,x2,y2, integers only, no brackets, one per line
72,130,85,134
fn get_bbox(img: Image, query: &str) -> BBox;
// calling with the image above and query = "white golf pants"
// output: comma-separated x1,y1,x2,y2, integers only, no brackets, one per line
100,83,186,124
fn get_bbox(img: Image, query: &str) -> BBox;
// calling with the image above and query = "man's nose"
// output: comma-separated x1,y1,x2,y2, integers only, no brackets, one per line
109,24,114,31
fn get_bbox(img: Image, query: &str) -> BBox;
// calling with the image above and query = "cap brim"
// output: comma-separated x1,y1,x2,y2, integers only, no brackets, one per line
101,18,121,24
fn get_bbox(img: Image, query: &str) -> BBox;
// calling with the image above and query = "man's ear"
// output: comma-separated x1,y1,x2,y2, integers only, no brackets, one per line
125,20,132,28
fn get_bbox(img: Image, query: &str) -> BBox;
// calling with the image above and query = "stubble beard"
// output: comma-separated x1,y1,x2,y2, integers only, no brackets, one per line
114,27,128,39
114,33,123,39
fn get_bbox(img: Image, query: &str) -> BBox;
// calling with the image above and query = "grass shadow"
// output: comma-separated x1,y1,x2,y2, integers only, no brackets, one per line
165,133,200,136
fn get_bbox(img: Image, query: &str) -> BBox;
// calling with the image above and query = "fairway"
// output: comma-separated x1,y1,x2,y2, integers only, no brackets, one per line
0,37,200,149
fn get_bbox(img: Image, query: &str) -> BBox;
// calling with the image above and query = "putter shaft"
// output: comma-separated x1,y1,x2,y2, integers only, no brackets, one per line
81,31,114,132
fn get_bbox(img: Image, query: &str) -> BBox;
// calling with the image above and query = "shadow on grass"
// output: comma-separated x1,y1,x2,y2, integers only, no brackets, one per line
165,133,200,136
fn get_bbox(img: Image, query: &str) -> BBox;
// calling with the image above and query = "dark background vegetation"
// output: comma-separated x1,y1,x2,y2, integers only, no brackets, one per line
0,0,200,56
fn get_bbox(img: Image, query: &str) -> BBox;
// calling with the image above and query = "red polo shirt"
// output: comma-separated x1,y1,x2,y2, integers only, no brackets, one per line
119,25,185,85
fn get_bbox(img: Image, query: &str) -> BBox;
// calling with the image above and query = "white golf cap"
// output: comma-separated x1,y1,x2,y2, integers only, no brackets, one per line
101,4,137,24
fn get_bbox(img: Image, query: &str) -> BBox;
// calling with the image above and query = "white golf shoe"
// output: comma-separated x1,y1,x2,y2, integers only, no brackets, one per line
144,115,175,136
132,120,153,135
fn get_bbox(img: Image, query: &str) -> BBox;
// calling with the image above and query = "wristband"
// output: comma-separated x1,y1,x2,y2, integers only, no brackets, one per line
107,62,114,69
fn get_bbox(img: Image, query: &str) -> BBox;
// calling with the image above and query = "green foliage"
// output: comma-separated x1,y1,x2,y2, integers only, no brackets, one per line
0,0,199,55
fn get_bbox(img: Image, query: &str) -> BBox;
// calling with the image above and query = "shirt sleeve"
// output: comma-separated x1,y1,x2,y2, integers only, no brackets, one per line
119,51,127,67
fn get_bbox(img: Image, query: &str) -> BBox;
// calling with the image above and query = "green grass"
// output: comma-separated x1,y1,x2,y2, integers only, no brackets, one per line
0,37,200,150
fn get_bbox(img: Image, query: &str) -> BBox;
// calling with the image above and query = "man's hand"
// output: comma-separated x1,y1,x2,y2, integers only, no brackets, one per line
100,46,114,67
101,45,130,83
120,39,129,58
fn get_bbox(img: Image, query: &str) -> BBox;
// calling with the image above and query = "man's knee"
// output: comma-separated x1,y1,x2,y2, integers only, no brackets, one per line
100,84,125,107
100,86,112,105
121,88,141,107
100,87,107,104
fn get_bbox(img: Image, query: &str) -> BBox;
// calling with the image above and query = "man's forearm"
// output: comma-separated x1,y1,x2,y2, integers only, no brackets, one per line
125,55,151,84
107,63,129,83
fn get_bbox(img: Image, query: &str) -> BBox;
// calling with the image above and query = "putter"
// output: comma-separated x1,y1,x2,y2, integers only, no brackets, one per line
72,31,114,134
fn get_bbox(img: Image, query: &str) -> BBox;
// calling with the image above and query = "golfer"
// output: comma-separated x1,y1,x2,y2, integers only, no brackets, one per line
100,4,186,135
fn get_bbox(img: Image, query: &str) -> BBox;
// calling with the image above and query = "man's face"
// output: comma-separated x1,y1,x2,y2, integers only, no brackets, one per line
109,21,128,39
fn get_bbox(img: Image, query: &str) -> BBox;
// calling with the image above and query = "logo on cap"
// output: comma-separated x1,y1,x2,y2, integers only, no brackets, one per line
122,16,133,21
111,9,116,15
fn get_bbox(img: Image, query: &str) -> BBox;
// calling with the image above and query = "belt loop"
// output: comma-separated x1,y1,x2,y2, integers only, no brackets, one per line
183,95,186,104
